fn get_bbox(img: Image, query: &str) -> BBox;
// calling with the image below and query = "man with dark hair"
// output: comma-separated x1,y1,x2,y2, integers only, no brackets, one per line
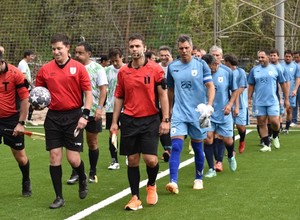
35,33,92,209
106,47,125,170
66,41,107,184
224,54,248,154
18,49,37,126
0,50,32,197
110,33,169,210
281,50,300,133
99,55,110,67
248,50,289,152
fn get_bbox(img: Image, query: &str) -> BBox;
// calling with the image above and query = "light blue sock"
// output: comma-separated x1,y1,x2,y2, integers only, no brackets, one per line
169,138,183,183
191,141,204,180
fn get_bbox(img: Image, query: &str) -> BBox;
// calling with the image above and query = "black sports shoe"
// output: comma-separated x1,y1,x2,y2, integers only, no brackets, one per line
88,174,98,183
49,196,65,209
67,170,79,185
79,179,88,199
22,180,32,197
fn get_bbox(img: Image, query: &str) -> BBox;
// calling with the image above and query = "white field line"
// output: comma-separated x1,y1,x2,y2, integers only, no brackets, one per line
66,129,254,220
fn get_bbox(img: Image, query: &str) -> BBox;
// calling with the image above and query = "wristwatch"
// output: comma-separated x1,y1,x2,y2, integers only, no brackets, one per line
18,121,25,126
82,114,89,120
163,118,170,123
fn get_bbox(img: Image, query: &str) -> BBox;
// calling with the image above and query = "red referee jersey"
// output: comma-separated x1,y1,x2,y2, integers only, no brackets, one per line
114,60,164,117
35,59,91,111
0,63,29,118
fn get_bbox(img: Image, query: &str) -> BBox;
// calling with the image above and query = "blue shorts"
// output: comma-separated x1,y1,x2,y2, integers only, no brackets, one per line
206,120,233,138
170,121,206,141
234,108,249,126
255,105,280,117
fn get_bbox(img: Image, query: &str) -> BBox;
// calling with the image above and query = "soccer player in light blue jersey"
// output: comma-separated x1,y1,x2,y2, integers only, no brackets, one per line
224,54,249,154
281,50,300,134
292,51,300,125
202,53,239,178
166,34,215,193
248,50,289,152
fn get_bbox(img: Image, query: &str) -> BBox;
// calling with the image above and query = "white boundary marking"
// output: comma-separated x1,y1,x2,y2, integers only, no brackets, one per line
66,129,254,220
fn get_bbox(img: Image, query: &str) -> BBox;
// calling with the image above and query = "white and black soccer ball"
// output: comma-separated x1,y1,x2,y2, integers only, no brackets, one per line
29,86,51,109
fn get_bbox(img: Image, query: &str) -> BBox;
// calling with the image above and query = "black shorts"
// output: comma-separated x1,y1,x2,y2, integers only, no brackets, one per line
85,117,102,133
119,114,160,156
44,108,83,152
0,114,25,150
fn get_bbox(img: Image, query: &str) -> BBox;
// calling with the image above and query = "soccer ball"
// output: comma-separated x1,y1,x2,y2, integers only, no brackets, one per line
29,86,51,109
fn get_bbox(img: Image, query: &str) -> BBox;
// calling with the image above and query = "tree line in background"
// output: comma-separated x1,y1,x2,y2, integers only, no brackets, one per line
0,0,299,71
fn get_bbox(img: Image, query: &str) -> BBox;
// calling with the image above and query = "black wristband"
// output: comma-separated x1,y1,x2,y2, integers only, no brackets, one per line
82,108,90,120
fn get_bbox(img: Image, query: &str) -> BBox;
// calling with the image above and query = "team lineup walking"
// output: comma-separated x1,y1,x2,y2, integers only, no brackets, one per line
1,31,300,214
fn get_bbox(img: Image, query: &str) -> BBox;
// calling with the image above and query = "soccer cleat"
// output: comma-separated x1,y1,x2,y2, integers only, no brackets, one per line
26,120,38,126
272,137,280,149
88,174,98,183
125,195,143,211
290,122,296,127
108,162,120,170
67,171,79,185
228,156,237,172
260,145,271,152
146,185,158,205
281,129,289,135
204,168,217,178
79,178,88,199
22,180,32,197
166,182,179,194
193,179,203,190
238,141,246,154
162,150,170,162
214,161,223,172
49,196,65,209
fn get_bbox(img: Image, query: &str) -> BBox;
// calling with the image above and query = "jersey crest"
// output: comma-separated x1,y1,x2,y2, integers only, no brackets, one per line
70,67,77,75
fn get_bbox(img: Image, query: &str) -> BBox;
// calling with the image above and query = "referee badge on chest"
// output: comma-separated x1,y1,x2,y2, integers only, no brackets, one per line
218,76,223,83
70,67,77,75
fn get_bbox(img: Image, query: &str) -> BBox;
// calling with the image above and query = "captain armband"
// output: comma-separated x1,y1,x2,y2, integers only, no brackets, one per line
157,78,168,90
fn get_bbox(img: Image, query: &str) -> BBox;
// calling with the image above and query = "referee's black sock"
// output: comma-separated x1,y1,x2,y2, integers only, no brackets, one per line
146,163,159,186
19,160,30,183
50,165,63,198
128,166,140,198
73,160,86,181
89,149,99,175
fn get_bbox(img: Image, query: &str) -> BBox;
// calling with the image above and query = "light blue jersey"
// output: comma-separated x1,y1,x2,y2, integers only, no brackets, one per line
210,65,238,124
167,57,212,123
248,64,286,107
281,61,300,93
234,67,248,109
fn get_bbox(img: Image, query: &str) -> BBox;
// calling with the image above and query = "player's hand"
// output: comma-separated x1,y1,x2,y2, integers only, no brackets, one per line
13,123,25,136
94,108,103,121
159,121,170,136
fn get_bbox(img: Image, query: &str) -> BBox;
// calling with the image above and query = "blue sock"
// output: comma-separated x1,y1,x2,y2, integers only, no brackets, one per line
169,138,183,183
191,141,204,180
204,143,214,169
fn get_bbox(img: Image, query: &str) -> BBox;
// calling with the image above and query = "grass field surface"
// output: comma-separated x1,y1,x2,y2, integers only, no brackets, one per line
0,127,299,220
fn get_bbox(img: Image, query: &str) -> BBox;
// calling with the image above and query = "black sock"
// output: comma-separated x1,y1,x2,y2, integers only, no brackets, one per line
50,165,63,198
262,136,270,146
204,143,215,169
239,130,246,142
109,138,118,163
146,163,159,186
89,149,99,175
286,121,291,130
19,160,30,183
267,124,273,137
128,166,140,198
226,143,234,158
73,160,86,181
273,130,279,139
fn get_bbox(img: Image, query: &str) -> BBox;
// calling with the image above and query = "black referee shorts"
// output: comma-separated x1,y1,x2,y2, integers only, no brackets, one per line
119,114,160,156
44,108,83,152
0,113,25,150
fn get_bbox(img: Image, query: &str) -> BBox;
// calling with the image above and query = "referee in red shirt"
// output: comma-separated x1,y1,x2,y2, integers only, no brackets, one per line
110,34,170,211
35,33,92,209
0,51,32,197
